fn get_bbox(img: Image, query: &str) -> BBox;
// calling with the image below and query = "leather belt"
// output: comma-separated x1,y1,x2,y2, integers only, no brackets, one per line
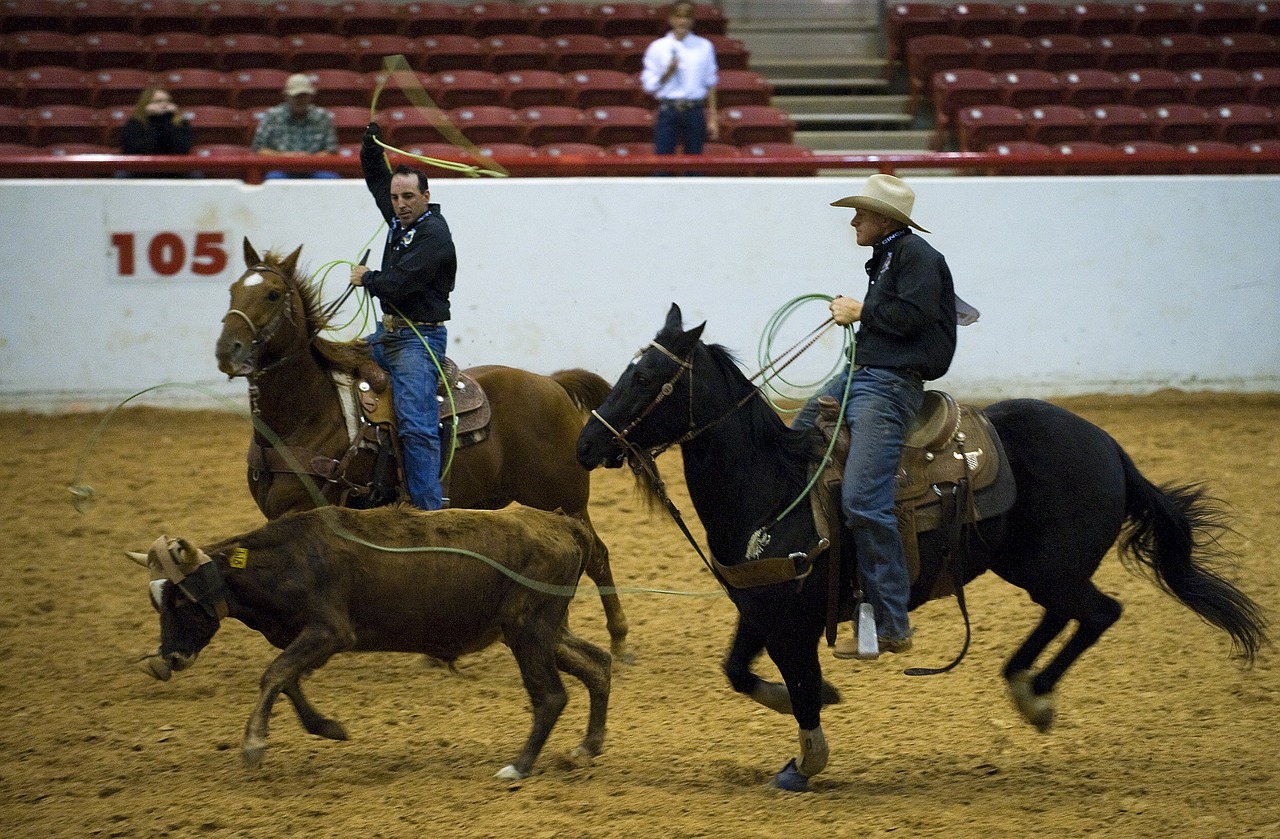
383,314,443,331
659,98,705,111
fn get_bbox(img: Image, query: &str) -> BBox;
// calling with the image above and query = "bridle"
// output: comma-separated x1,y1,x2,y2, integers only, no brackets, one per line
222,263,305,385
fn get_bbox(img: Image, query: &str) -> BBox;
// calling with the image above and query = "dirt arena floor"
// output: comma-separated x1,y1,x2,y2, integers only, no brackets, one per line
1,390,1278,838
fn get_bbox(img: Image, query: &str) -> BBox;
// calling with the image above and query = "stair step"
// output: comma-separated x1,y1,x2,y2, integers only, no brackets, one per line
795,129,936,152
775,94,911,115
752,56,889,78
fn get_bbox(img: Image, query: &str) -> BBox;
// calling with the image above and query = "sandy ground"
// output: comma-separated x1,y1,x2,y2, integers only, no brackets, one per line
1,390,1278,838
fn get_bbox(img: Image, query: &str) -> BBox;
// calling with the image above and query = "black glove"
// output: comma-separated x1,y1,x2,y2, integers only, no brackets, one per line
362,121,382,147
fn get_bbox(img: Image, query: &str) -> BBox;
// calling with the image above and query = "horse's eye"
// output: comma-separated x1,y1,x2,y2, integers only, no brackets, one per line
633,369,651,387
265,290,282,302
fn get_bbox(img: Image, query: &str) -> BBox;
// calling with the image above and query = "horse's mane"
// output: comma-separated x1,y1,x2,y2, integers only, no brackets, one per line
263,249,372,373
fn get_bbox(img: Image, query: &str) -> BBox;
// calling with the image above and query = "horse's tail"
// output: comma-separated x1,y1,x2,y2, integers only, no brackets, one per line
1116,447,1266,664
550,368,612,414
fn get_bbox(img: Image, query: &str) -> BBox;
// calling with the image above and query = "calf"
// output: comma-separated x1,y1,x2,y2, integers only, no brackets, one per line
131,504,611,779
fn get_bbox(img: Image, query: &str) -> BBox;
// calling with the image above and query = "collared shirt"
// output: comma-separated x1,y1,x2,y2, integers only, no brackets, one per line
640,31,718,100
250,103,338,153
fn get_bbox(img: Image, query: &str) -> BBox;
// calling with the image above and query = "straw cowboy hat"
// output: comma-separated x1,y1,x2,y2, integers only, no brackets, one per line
284,73,316,96
830,174,930,233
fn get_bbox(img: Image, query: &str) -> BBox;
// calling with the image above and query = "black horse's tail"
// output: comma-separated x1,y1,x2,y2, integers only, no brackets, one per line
1116,446,1266,664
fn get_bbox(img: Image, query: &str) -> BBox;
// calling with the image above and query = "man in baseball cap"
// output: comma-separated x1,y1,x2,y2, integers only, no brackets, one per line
250,72,339,178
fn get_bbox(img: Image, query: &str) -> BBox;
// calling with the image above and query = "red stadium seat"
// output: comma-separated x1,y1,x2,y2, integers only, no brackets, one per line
547,33,615,72
6,30,77,68
1255,1,1280,36
65,0,133,34
194,142,252,157
1008,3,1072,38
19,65,90,107
268,0,338,37
333,1,404,37
284,33,354,73
502,68,568,108
1242,137,1280,172
305,68,372,108
183,104,249,145
1060,67,1126,105
956,103,1027,149
565,67,639,107
399,2,468,38
930,68,1002,142
1067,2,1134,38
905,34,977,103
706,34,749,70
1152,32,1219,71
986,139,1059,173
27,103,105,145
351,35,423,73
1245,66,1280,105
1211,102,1276,141
1116,139,1186,173
463,2,529,39
1,0,72,34
590,3,663,39
0,69,19,106
160,68,235,108
201,0,272,37
0,104,31,142
1148,102,1216,141
429,68,505,108
538,140,606,157
89,68,154,107
517,103,587,144
1190,1,1257,36
1213,31,1280,70
75,31,149,71
44,141,114,155
526,3,595,37
1122,67,1185,105
739,142,818,176
132,0,203,37
227,68,291,108
715,69,773,107
1033,33,1099,70
609,35,646,73
1130,2,1194,37
1087,102,1153,142
948,2,1012,38
693,3,727,36
1091,33,1158,71
1024,102,1092,143
416,34,485,72
148,32,219,72
448,103,523,143
472,141,540,161
605,140,652,157
885,2,952,63
972,33,1038,71
997,67,1064,107
716,104,795,145
215,33,288,72
367,69,432,108
481,33,551,72
584,103,652,144
327,103,379,143
0,141,38,154
1053,140,1126,173
1182,66,1249,106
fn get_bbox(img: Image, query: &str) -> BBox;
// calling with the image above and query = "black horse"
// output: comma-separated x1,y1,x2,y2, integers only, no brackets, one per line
576,304,1265,792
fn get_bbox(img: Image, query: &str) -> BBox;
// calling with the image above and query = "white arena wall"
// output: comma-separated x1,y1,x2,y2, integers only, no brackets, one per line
1,174,1277,412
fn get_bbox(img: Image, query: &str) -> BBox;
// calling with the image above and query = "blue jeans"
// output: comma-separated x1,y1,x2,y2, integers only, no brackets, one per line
794,365,923,640
653,103,706,155
264,170,342,180
367,323,447,510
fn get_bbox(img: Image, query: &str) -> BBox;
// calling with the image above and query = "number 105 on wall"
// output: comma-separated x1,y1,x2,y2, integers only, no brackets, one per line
109,231,231,282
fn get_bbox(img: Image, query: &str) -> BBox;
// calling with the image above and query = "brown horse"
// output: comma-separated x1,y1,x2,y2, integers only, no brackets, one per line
214,239,631,662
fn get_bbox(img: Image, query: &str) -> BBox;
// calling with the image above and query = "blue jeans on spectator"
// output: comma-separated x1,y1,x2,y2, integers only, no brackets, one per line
794,364,923,640
654,102,706,155
367,323,447,510
264,170,342,180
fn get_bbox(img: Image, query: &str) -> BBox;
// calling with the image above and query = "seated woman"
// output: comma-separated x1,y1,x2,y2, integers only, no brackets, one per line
120,87,193,176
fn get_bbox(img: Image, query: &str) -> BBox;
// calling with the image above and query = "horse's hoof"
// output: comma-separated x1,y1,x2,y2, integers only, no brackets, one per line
568,745,598,767
495,764,528,781
612,645,637,667
241,739,267,769
770,758,810,793
1008,670,1055,733
313,720,348,741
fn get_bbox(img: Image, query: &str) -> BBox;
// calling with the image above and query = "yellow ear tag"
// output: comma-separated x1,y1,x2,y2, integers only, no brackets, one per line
229,547,249,569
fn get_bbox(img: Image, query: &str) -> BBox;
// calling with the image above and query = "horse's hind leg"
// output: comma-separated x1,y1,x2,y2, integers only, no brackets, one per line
579,513,633,665
1005,586,1122,732
553,627,611,762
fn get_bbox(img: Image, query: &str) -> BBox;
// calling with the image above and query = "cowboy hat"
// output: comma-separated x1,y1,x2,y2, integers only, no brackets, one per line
283,73,316,96
830,174,930,233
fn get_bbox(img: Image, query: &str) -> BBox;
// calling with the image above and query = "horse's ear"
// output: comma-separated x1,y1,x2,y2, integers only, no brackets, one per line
280,245,302,278
664,303,683,333
686,321,706,344
243,238,260,267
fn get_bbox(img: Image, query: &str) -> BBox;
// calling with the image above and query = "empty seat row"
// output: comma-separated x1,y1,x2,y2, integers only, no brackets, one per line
888,2,1280,61
933,66,1280,141
907,30,1280,101
1,66,774,110
986,137,1280,174
0,102,796,147
0,30,752,74
955,100,1278,150
0,0,729,38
